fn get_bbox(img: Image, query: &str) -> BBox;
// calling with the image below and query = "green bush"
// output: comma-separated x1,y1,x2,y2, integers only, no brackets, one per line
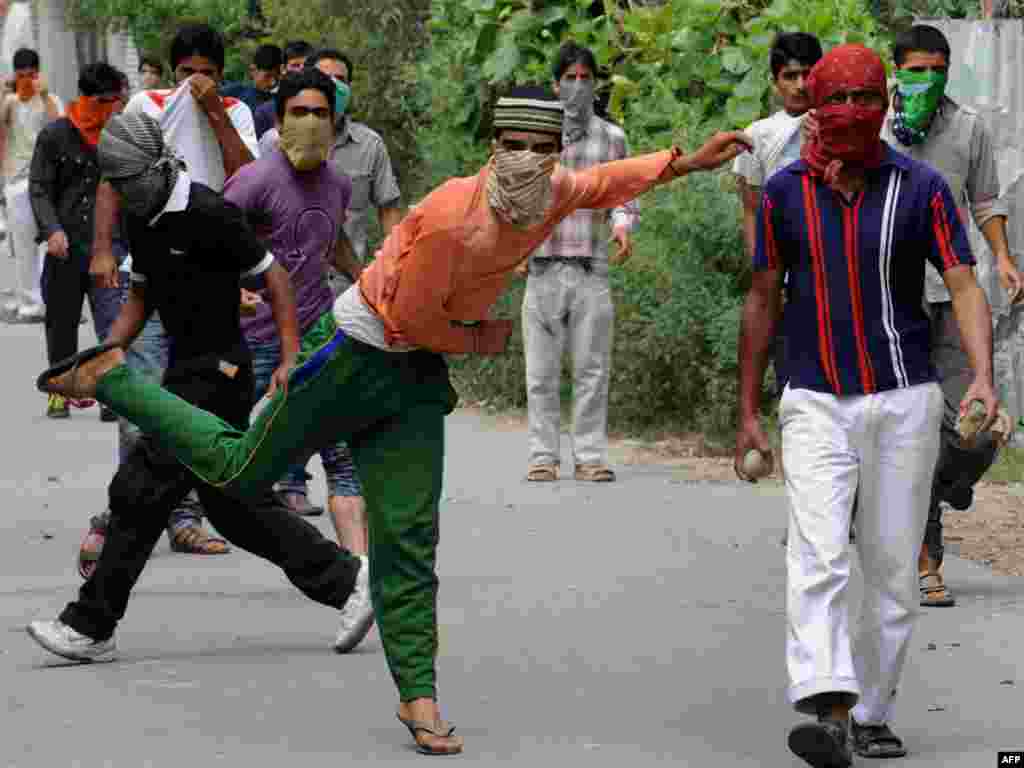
431,0,887,439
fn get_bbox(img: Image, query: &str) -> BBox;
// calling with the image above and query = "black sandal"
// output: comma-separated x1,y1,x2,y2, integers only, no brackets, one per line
36,342,120,394
788,720,853,768
851,719,907,758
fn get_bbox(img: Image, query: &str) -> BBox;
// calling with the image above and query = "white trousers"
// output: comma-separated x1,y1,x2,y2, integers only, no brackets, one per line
5,180,44,311
781,383,942,725
523,263,614,467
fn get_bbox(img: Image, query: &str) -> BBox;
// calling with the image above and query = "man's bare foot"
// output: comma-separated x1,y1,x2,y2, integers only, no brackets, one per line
44,347,126,400
397,698,464,755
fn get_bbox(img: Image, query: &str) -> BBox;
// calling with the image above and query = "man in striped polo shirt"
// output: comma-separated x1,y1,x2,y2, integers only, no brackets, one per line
735,45,997,766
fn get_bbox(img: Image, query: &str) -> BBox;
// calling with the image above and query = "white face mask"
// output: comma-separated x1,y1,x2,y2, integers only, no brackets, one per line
558,77,595,137
486,148,557,229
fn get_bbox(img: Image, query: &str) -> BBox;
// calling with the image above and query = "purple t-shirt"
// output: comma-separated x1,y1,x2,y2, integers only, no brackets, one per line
226,147,351,344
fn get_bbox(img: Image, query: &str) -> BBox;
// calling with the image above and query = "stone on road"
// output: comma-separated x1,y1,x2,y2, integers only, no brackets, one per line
1,300,1022,766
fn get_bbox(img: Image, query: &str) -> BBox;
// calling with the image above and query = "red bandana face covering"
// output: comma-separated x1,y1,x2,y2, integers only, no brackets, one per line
802,44,888,188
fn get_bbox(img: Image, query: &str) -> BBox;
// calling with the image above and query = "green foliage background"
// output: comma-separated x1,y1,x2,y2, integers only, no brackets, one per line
423,0,889,437
68,0,899,439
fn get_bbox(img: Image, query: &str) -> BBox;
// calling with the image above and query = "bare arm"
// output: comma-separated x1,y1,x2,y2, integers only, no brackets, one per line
979,215,1021,301
106,284,151,349
263,261,300,365
378,205,404,239
737,177,761,260
333,228,362,281
734,268,782,479
90,181,121,288
944,264,998,425
209,111,254,178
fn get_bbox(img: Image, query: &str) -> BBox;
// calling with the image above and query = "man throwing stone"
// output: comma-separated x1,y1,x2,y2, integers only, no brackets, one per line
37,86,751,756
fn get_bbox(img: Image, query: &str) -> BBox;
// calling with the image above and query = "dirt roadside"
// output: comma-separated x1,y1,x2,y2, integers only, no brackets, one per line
471,408,1024,577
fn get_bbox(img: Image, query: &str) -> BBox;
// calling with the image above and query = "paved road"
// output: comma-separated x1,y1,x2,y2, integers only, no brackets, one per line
1,282,1022,766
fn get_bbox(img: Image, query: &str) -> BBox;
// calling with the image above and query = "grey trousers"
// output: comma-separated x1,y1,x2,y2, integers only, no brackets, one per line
523,261,614,467
925,302,999,564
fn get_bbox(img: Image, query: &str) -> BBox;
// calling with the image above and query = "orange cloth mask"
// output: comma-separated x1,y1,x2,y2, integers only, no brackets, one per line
67,97,120,147
15,73,36,102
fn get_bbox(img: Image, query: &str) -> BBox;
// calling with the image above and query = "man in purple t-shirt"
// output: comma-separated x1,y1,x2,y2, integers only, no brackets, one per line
225,69,368,569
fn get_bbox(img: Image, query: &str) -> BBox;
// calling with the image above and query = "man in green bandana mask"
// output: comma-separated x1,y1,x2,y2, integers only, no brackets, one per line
881,25,1022,609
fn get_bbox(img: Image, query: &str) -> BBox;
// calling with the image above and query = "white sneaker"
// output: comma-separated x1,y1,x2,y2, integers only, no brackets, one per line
333,555,374,653
26,619,116,663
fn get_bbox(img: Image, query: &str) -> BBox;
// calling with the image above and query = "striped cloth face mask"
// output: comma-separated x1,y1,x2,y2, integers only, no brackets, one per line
486,148,557,229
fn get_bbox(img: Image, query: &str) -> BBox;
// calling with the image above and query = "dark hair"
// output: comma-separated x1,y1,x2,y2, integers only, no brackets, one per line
78,62,125,97
252,44,283,73
12,48,39,72
138,55,163,75
769,32,823,79
283,40,313,63
275,68,336,121
493,84,563,151
169,23,226,72
551,41,598,81
893,24,951,67
305,48,354,82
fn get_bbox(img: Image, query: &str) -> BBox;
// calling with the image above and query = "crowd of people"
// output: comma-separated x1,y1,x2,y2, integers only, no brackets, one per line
5,17,1017,766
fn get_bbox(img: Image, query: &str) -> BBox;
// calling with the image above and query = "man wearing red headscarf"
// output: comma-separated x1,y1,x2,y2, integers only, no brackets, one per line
29,62,126,419
734,45,999,766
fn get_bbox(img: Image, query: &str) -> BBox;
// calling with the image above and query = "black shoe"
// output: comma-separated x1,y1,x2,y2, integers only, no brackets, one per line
99,405,118,422
788,719,853,768
851,718,907,758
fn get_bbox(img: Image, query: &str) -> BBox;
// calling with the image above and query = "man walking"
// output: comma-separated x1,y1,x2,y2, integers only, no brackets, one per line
881,24,1021,608
522,42,636,483
37,86,751,755
28,110,373,671
0,47,61,322
30,62,126,419
252,40,312,140
735,45,998,766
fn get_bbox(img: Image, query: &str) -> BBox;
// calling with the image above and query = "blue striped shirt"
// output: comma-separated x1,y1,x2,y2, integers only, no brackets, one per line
754,143,974,396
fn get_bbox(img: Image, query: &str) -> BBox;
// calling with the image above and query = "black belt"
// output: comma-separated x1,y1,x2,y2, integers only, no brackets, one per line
532,256,595,273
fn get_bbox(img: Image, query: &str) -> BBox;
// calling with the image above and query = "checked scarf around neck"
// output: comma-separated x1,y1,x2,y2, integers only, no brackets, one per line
801,44,888,190
98,112,186,219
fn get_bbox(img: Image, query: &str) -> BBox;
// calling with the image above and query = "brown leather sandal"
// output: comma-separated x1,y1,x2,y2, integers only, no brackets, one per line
574,463,616,482
526,464,558,482
170,526,231,555
919,570,955,607
396,713,463,755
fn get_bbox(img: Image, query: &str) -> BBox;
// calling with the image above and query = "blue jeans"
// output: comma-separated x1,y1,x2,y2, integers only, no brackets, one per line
115,272,202,531
249,334,361,498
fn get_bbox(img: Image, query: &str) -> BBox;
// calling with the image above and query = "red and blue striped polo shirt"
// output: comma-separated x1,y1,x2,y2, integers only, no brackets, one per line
754,143,974,396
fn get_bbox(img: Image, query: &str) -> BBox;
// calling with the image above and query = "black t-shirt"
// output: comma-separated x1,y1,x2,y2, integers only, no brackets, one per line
126,182,273,366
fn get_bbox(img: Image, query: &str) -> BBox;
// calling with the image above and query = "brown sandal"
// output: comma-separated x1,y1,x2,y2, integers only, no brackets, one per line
170,525,231,555
526,464,558,482
396,713,463,755
919,570,955,607
574,463,616,482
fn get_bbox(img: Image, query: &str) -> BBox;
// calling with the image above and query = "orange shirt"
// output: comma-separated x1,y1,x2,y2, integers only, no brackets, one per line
358,148,678,354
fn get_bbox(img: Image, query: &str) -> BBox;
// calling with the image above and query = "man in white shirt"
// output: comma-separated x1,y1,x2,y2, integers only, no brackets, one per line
0,47,61,321
734,32,823,262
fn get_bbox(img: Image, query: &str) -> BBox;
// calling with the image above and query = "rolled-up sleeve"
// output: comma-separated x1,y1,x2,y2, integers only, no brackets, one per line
608,128,639,232
966,116,1008,226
